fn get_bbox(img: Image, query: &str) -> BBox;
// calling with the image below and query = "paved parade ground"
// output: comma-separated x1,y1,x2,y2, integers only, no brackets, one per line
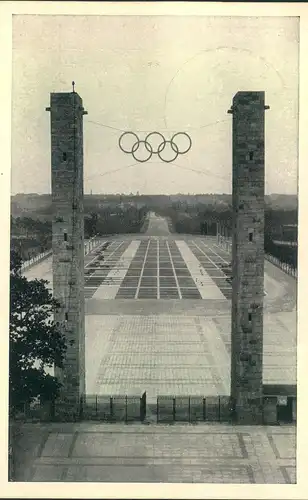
19,213,297,483
24,213,296,398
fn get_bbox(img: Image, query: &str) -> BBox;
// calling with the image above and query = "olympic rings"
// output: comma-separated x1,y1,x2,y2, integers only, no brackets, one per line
158,140,178,163
145,132,165,154
118,131,192,162
132,140,152,163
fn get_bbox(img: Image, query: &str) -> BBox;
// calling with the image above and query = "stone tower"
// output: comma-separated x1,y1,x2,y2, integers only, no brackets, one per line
46,91,87,406
228,91,269,424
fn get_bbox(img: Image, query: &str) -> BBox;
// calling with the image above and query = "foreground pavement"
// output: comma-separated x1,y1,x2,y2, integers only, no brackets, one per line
12,422,295,483
17,213,296,483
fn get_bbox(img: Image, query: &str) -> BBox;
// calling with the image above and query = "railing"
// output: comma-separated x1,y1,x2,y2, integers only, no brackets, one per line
155,395,232,423
216,235,297,279
216,234,232,253
272,239,297,248
265,252,297,278
12,392,295,425
20,236,103,272
84,235,103,255
21,249,52,271
14,393,147,423
77,393,147,423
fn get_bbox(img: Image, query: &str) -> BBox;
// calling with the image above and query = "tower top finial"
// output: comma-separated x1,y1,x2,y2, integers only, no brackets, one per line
72,81,75,93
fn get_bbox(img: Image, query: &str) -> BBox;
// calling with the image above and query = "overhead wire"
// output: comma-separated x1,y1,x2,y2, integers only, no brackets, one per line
85,117,230,133
83,117,231,183
83,160,229,182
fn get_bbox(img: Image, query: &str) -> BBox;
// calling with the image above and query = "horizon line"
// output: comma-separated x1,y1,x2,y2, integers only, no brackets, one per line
11,192,298,197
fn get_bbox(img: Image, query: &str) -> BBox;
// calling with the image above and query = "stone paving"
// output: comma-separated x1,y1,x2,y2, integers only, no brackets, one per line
12,422,296,483
18,213,297,483
86,315,228,397
88,237,233,301
22,214,297,397
23,215,296,310
84,310,296,397
92,241,140,300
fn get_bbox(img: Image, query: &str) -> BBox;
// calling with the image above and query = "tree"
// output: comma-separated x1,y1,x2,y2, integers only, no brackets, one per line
9,249,67,415
84,212,99,238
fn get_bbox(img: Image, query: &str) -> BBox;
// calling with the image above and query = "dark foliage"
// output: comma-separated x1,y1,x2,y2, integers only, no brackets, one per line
264,235,297,269
84,206,148,237
9,249,67,414
11,216,52,260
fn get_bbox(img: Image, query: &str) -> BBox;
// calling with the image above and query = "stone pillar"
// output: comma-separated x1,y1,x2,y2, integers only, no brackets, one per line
228,91,269,424
46,92,88,408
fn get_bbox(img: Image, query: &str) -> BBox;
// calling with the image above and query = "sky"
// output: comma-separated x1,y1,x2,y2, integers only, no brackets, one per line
11,15,299,195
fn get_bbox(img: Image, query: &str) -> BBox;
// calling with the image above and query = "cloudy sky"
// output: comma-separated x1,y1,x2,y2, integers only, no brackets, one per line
11,15,299,195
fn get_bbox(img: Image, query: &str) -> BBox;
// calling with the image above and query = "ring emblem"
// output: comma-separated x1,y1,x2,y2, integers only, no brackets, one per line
119,131,192,162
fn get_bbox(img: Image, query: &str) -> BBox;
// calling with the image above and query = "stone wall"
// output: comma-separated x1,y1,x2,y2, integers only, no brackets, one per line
229,91,268,424
46,92,87,404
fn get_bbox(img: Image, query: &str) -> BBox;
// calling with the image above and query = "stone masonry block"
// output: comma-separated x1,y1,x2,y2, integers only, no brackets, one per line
47,91,87,402
230,91,268,424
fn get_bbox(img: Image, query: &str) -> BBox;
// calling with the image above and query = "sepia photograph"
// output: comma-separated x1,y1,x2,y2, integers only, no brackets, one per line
4,2,303,493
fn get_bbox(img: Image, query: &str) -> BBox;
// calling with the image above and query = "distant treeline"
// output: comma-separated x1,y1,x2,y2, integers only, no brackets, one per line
11,194,298,268
154,203,233,235
84,206,148,238
158,203,297,236
11,217,52,261
264,235,297,270
159,203,298,269
11,192,297,219
11,206,148,260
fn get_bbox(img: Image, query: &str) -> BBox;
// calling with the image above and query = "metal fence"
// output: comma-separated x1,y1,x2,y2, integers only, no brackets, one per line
14,393,147,423
20,236,104,273
265,252,297,278
14,394,233,424
155,395,232,423
84,236,105,256
216,236,297,279
12,392,296,425
79,394,146,422
21,249,52,271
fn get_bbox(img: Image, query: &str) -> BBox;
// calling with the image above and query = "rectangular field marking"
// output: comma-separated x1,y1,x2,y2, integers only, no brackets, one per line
92,241,141,299
175,241,225,299
135,240,151,299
